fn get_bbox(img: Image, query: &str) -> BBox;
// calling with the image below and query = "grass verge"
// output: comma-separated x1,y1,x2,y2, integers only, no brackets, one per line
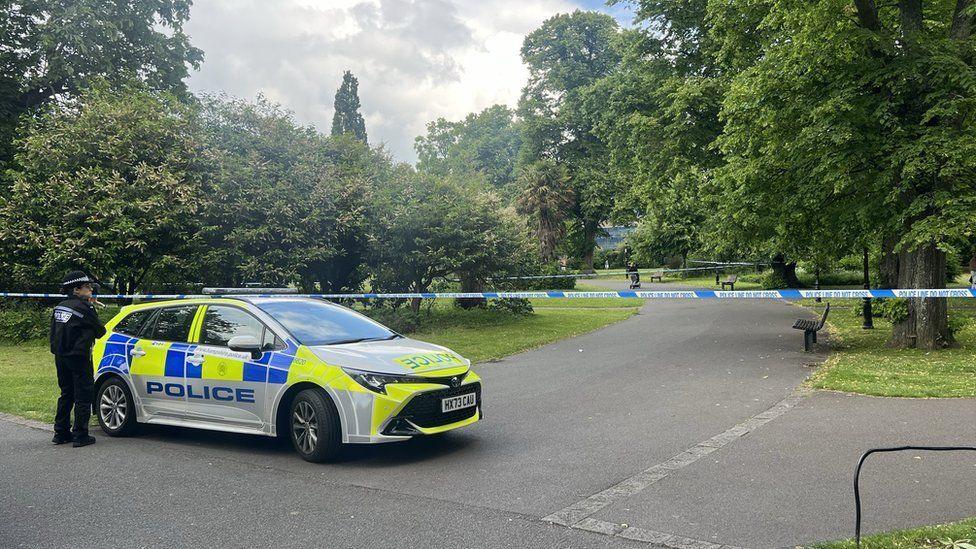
0,299,640,423
528,282,646,308
812,516,976,548
804,299,976,398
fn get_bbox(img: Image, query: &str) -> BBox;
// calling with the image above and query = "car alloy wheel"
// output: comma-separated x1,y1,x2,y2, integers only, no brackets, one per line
292,400,319,454
100,384,127,431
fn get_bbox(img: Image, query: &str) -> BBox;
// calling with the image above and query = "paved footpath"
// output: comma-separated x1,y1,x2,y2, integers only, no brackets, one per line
2,282,974,548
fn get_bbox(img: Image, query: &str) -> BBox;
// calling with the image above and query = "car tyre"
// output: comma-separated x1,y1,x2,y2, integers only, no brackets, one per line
290,388,341,462
96,377,139,437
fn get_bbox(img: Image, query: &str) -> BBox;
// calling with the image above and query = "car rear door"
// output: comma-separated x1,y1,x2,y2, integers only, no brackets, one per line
184,304,279,431
129,305,200,421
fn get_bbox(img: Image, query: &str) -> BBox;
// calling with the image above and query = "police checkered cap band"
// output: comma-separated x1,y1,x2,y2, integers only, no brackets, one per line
62,276,91,285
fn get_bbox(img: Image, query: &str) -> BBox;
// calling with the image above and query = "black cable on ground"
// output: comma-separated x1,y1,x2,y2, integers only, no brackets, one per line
854,445,976,547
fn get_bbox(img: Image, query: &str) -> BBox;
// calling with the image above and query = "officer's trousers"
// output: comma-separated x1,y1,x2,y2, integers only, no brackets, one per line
54,354,94,439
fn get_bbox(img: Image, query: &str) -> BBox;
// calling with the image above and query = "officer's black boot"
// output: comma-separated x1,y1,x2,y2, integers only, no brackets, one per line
72,435,96,448
52,432,72,445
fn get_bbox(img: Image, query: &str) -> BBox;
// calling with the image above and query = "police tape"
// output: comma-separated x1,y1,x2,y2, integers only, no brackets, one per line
2,289,975,300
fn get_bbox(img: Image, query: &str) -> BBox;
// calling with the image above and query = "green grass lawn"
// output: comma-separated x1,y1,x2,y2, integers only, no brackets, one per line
588,270,764,290
663,274,763,290
526,282,646,309
0,343,58,422
0,298,640,423
812,516,976,548
409,305,638,363
805,299,976,398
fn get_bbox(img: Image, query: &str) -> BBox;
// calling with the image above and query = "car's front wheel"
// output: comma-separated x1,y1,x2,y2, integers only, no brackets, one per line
289,388,341,462
96,378,138,436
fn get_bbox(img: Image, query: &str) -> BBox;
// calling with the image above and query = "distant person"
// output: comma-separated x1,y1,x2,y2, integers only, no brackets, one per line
970,254,976,289
50,271,106,447
626,261,640,289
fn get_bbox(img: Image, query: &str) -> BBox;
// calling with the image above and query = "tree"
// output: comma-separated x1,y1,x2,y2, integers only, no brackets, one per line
415,104,522,195
0,0,203,168
0,83,215,292
716,0,976,349
198,95,376,292
330,70,368,144
515,160,574,261
517,11,622,270
585,1,769,271
370,174,533,313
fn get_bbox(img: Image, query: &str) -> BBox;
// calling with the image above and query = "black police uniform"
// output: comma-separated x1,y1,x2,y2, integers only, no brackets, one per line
50,285,106,443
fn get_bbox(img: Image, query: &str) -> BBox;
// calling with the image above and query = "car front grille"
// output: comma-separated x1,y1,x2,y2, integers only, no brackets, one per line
387,382,481,430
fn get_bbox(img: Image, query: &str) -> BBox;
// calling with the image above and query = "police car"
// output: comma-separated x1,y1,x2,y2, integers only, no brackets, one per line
91,297,482,461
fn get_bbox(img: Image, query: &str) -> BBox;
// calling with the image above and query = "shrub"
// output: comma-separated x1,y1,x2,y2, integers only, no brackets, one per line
0,306,51,342
874,298,909,323
487,298,534,315
757,270,788,290
0,303,122,343
947,314,970,339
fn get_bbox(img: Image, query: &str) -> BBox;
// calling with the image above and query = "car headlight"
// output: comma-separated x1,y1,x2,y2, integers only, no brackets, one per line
342,368,419,394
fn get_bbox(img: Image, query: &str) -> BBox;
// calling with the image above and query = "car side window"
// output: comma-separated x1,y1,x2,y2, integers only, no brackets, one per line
200,306,266,347
115,309,154,337
151,306,198,343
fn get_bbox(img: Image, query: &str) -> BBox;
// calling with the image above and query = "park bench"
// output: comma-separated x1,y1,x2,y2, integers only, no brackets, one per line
793,303,830,352
649,271,664,282
720,274,738,290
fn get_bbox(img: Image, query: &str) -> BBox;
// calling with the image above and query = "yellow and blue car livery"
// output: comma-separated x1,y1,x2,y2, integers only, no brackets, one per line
92,297,482,461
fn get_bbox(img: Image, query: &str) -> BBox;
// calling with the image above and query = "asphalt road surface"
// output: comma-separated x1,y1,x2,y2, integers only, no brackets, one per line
3,281,975,549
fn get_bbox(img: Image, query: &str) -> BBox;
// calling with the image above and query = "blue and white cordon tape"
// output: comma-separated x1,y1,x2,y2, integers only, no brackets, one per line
1,289,974,300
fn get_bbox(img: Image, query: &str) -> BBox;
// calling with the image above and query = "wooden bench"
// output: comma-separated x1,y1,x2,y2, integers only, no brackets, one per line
720,274,738,290
649,271,663,282
793,303,830,351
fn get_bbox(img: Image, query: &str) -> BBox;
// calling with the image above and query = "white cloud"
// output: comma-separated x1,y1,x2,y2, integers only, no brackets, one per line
184,0,581,162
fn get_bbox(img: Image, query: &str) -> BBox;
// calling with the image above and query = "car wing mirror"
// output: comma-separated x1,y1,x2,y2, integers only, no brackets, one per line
228,335,263,360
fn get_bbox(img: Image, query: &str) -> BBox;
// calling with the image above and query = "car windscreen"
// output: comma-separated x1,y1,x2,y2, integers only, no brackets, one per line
256,300,397,346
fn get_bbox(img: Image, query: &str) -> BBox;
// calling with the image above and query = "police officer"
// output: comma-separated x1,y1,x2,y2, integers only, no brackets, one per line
50,271,106,447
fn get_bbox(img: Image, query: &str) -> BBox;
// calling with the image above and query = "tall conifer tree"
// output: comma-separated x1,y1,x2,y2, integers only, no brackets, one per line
330,71,367,143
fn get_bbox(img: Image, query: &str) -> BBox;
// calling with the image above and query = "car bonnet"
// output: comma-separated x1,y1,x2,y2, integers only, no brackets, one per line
307,337,471,375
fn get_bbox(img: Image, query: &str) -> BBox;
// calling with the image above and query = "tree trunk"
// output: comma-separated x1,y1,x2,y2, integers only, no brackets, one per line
455,274,485,309
770,254,803,287
581,222,598,273
889,241,952,349
879,234,899,289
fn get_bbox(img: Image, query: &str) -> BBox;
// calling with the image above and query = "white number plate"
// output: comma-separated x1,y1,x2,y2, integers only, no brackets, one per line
441,392,477,413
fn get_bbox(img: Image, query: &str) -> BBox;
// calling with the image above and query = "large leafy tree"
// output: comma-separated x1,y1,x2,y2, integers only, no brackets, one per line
330,70,368,144
716,0,976,348
517,11,622,270
0,83,215,292
586,1,768,270
199,96,377,292
0,0,203,168
415,104,522,195
370,174,532,313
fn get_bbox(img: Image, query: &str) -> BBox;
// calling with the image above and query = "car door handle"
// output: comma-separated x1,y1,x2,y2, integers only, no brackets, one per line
130,347,146,358
186,354,204,365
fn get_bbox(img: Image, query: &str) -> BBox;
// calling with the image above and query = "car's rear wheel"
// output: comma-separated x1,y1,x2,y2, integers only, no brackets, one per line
289,388,341,462
96,378,138,436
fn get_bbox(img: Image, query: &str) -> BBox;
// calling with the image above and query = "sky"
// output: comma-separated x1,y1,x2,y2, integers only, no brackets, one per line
184,0,634,163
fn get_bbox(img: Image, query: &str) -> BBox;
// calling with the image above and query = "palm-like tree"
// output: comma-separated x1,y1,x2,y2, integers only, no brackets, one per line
516,160,574,261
